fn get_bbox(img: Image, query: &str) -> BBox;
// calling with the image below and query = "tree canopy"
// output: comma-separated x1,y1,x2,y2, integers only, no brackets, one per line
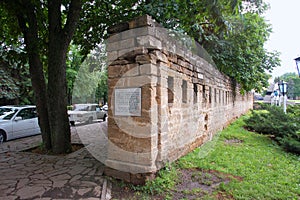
141,0,280,92
276,73,300,99
72,0,280,92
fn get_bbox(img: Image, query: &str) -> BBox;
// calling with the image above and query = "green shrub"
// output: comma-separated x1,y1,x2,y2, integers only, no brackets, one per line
280,136,300,154
245,105,298,138
244,104,300,155
287,104,300,117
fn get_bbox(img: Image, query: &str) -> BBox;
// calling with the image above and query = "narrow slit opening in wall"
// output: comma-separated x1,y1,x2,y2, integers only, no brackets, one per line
202,85,206,103
226,91,228,104
168,76,174,104
193,83,198,104
219,89,221,104
182,80,187,103
214,88,217,104
209,86,212,104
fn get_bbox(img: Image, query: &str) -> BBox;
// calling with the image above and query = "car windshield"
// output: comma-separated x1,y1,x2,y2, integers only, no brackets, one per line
74,105,89,111
2,109,18,120
0,107,13,115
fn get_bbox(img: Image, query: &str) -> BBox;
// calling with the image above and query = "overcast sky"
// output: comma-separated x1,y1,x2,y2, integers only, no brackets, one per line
264,0,300,79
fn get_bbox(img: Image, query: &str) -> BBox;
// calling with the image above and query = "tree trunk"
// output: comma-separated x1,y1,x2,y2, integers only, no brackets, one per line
15,2,52,150
29,54,52,150
48,0,82,154
7,0,82,154
47,43,71,153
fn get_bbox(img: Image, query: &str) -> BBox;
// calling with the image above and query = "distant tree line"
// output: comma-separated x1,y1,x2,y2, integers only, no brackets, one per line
275,72,300,100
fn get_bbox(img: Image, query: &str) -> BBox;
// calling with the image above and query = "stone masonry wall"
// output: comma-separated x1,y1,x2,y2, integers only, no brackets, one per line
105,15,253,183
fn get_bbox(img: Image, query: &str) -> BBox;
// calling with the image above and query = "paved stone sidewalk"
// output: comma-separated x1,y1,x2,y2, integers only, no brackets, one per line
0,121,111,200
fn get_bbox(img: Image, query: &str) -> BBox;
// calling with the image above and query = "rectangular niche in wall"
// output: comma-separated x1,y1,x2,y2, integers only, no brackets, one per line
193,83,198,104
182,80,187,103
214,88,217,104
202,85,206,103
209,86,212,104
168,76,174,104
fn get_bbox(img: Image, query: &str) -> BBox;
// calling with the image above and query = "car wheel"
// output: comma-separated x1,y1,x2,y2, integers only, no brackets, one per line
70,121,75,126
88,117,93,124
103,114,107,121
0,130,6,143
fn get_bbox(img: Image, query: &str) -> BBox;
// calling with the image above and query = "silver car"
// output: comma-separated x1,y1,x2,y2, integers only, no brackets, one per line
0,105,41,143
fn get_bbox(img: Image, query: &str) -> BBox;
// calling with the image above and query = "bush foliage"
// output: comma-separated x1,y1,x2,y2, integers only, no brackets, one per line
244,104,300,154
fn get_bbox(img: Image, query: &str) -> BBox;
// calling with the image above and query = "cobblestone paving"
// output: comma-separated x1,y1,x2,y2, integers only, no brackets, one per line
0,121,111,200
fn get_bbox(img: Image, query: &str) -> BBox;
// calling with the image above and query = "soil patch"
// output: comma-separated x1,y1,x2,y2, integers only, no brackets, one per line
170,168,242,200
224,139,243,144
110,168,242,199
24,143,84,155
110,181,165,200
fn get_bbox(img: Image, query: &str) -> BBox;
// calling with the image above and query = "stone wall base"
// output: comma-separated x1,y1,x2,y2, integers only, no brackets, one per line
104,167,156,185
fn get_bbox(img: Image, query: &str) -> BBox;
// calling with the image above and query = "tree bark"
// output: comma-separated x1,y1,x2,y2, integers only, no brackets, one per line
15,2,52,150
7,0,82,154
48,0,82,153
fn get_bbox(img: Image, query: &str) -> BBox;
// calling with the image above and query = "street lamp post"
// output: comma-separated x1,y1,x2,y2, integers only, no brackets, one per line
294,57,300,77
278,80,288,113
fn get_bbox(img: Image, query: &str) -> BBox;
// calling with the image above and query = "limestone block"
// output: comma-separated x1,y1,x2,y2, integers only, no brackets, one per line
136,35,162,49
108,77,125,89
107,51,118,63
166,42,177,55
186,62,194,71
109,134,151,153
122,27,155,40
107,32,121,43
155,27,169,43
110,59,131,66
122,64,139,77
113,47,149,62
118,47,139,60
177,59,187,68
151,50,169,63
111,117,157,138
125,75,157,87
120,38,136,50
136,54,151,64
168,63,179,73
168,52,178,63
105,159,157,174
107,133,157,159
107,41,120,52
182,68,193,77
189,54,198,66
139,64,158,76
108,65,125,78
107,38,135,52
175,46,185,58
128,15,154,29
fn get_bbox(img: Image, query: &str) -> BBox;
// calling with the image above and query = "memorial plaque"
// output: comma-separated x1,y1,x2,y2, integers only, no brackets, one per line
114,88,142,116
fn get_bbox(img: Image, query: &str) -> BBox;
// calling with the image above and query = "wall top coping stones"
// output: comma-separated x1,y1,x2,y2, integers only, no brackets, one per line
107,15,235,86
108,15,160,35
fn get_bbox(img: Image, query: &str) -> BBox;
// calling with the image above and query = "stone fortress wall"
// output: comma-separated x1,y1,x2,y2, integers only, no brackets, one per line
104,15,253,183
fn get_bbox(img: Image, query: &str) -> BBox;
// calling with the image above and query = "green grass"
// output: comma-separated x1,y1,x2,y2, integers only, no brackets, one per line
142,114,300,199
288,100,300,103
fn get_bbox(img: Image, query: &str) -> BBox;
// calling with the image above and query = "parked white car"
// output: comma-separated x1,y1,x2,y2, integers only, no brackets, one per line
0,105,41,143
102,104,108,111
68,103,107,126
